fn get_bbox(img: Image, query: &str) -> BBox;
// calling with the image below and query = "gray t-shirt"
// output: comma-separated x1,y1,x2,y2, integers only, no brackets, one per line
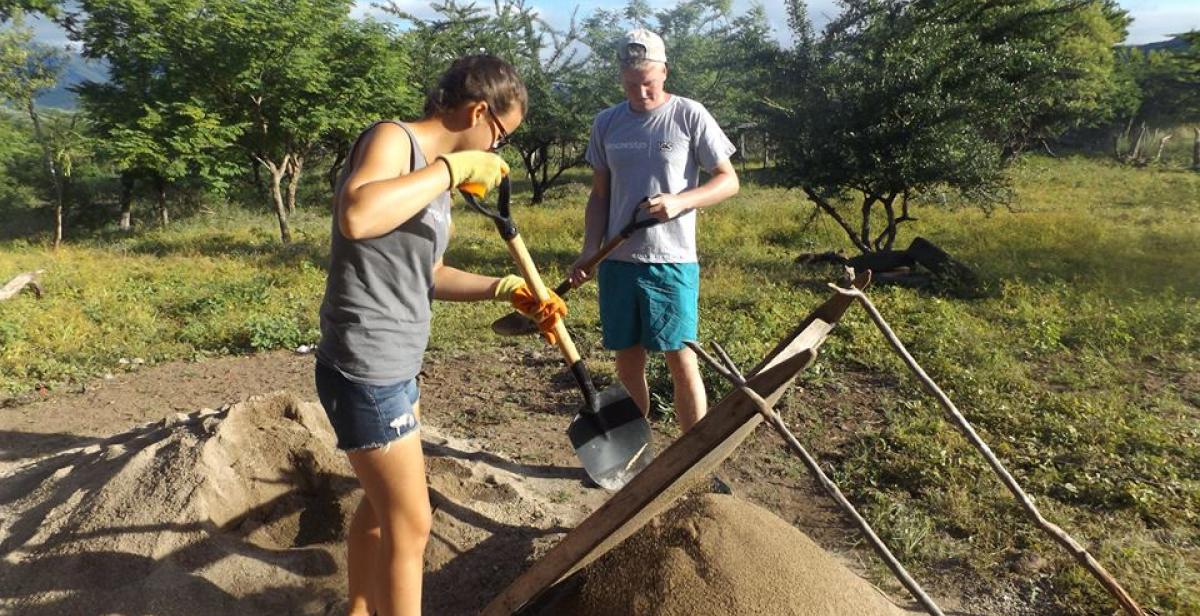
317,121,452,385
585,95,736,263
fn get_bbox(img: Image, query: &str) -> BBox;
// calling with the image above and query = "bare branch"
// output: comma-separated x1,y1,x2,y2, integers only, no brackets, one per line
827,284,1146,616
684,340,945,616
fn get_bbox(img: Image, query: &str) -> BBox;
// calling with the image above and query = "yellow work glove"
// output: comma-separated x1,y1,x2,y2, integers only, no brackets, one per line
438,151,509,197
493,274,526,301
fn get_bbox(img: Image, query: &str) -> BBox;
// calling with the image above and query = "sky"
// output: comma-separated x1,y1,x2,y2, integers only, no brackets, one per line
26,0,1200,52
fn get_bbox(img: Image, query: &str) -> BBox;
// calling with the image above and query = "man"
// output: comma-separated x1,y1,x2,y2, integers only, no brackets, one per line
570,28,739,434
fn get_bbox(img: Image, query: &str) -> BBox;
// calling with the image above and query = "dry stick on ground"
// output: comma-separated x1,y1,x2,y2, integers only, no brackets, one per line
828,283,1146,616
0,270,44,301
684,340,946,616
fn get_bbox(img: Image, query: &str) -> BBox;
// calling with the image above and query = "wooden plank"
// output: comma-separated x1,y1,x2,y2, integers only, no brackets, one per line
483,273,870,616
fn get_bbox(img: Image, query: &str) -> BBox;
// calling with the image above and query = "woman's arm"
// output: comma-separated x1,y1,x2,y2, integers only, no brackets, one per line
431,259,502,302
336,123,454,240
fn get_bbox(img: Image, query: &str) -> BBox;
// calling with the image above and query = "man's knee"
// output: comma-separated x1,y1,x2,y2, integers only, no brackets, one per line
615,346,647,374
664,347,700,375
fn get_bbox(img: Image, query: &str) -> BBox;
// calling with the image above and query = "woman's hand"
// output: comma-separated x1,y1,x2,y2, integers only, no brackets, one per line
438,151,509,197
493,274,568,344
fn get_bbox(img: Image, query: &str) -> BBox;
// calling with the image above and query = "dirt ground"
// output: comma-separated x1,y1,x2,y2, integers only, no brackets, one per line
0,348,1028,615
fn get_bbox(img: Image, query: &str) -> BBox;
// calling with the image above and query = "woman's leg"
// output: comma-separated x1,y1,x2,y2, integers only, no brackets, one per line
346,497,381,615
345,424,431,616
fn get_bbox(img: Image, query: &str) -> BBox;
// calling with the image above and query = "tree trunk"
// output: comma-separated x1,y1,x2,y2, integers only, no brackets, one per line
875,193,898,251
739,131,747,172
1127,122,1148,162
26,100,66,249
860,195,875,250
286,155,303,214
250,154,267,200
119,174,134,231
328,149,346,195
155,176,169,226
802,186,870,254
1151,133,1172,165
1192,127,1199,171
259,155,293,244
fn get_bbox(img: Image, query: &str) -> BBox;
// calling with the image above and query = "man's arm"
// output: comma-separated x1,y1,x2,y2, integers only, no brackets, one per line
569,166,611,286
641,159,739,221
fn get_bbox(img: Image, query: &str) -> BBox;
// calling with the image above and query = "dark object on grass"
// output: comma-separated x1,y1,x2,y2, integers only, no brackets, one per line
797,238,981,297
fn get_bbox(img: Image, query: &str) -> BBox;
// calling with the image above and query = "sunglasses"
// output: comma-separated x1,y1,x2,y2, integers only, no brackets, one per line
487,105,511,151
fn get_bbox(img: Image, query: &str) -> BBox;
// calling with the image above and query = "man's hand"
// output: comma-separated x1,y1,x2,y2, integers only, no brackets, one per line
569,254,594,288
641,192,689,222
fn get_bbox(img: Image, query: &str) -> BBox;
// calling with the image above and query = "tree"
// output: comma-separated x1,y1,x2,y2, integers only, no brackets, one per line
0,13,69,246
577,1,781,164
383,0,597,203
316,18,422,197
766,0,1128,254
1113,31,1200,167
0,0,61,21
72,0,418,241
73,0,242,230
104,100,242,226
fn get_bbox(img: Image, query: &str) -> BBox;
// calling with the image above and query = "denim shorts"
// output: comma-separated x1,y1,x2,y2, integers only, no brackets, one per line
314,361,421,451
597,260,699,352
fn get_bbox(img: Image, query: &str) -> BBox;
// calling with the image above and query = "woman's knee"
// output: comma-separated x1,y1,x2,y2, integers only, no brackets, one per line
382,504,433,553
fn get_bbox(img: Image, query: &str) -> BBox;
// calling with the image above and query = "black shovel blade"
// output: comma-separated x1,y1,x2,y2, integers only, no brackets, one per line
492,310,539,336
567,385,653,490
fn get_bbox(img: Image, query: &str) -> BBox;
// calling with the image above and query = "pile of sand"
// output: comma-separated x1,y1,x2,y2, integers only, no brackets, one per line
1,389,917,615
551,493,916,616
0,392,601,615
0,392,356,615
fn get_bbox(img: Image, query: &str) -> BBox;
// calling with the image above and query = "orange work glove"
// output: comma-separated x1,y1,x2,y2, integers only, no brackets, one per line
511,285,568,345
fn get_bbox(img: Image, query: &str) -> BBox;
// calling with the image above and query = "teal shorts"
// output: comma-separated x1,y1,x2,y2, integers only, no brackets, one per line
597,260,699,352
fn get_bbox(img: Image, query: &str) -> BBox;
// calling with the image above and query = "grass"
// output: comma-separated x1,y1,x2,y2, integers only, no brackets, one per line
1,155,1198,614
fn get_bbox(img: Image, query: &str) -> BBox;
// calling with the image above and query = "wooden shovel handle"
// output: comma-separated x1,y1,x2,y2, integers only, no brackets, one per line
504,233,581,364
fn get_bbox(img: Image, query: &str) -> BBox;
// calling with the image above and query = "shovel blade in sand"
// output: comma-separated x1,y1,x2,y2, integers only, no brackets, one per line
567,384,653,490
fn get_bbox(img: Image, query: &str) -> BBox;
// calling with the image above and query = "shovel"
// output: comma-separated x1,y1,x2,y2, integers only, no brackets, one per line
460,177,653,490
491,198,663,337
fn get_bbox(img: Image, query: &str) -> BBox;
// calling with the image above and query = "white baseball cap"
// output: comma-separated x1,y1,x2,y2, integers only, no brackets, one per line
618,28,667,64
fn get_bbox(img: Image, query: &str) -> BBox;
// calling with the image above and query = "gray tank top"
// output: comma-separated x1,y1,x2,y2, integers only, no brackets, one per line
317,121,452,384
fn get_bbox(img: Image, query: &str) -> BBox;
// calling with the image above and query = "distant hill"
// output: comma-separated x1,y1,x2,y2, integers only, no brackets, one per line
1129,36,1191,54
34,51,109,110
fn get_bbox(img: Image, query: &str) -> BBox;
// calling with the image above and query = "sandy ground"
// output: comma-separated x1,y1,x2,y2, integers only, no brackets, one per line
0,349,1014,615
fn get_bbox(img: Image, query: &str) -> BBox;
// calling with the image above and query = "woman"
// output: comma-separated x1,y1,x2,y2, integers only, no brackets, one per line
314,54,564,616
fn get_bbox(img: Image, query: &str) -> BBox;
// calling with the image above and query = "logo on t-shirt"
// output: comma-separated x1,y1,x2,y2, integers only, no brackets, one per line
657,141,674,152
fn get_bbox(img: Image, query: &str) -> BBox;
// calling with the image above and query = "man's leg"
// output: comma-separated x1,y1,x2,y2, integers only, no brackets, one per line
641,262,703,431
614,344,651,415
664,347,706,432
